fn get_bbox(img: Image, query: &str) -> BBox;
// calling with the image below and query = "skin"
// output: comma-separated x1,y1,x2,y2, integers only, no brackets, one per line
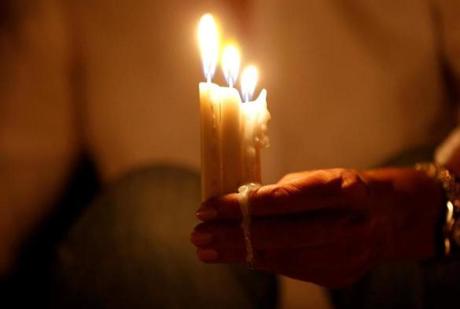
191,168,444,288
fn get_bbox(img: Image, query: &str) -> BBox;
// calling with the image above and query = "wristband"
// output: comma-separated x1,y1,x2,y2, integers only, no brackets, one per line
415,163,460,257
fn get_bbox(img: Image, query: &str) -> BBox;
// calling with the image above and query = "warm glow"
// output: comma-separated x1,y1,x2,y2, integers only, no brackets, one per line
221,43,240,88
240,65,258,102
198,14,220,82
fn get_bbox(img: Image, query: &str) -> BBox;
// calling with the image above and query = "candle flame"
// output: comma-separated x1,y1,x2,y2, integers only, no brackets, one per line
198,14,220,83
221,43,240,88
240,65,258,102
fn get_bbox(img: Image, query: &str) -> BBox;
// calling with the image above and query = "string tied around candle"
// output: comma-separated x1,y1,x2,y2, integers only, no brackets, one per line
238,183,261,269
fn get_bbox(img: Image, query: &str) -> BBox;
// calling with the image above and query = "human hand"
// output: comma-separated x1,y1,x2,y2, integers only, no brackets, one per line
191,168,443,287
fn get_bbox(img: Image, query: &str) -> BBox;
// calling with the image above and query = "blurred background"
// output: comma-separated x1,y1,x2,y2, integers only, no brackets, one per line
0,0,458,308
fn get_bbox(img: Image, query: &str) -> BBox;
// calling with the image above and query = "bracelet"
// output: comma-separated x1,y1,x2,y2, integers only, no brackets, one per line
415,163,460,256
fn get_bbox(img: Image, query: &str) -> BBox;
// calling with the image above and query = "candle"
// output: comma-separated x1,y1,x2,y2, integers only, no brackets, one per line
197,14,270,201
220,44,243,194
198,14,222,199
240,66,270,185
199,82,223,200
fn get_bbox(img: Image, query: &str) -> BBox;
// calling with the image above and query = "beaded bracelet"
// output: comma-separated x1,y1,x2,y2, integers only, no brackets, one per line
415,163,460,256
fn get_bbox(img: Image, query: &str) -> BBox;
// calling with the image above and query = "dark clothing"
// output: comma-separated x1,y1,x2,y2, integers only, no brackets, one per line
332,146,460,309
1,160,278,308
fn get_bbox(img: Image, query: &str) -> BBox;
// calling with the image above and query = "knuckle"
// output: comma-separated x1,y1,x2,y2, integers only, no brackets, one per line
339,169,369,200
268,185,293,199
284,172,298,179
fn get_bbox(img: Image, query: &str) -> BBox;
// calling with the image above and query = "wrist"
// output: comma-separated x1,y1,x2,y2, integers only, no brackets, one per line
416,163,460,259
363,168,444,261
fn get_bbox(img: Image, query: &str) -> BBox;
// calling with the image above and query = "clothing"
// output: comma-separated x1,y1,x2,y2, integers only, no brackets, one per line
1,163,277,308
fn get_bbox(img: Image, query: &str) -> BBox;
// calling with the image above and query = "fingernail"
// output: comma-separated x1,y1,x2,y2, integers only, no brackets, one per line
190,232,213,246
196,208,217,221
197,249,218,262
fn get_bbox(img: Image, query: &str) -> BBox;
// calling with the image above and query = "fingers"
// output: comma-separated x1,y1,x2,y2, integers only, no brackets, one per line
192,221,244,249
193,236,369,270
197,169,369,221
192,213,369,252
197,183,339,221
192,223,374,288
191,212,374,288
196,246,246,264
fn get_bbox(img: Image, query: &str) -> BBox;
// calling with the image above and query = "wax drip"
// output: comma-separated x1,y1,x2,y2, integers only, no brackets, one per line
238,183,260,268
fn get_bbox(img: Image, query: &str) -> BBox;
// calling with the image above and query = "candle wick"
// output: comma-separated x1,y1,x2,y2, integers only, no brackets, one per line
229,79,233,88
206,74,211,83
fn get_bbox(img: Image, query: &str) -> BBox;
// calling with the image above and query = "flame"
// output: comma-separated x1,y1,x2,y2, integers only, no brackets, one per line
198,14,220,82
221,43,240,88
240,65,258,102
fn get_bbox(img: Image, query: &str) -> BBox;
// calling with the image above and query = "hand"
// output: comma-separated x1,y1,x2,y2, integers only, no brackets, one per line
191,168,443,287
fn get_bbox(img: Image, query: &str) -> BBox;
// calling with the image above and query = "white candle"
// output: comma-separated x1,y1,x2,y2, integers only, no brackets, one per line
197,14,270,201
240,66,270,185
220,44,243,194
198,14,222,199
199,82,223,199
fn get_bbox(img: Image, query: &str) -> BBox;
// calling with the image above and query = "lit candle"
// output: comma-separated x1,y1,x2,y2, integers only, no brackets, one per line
240,66,270,185
198,14,270,201
220,44,243,194
198,14,222,199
